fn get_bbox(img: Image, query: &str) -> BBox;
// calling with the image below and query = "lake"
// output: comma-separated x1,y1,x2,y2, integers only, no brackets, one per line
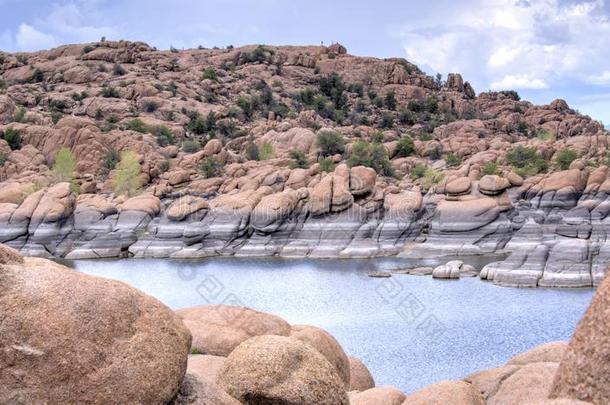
66,256,595,394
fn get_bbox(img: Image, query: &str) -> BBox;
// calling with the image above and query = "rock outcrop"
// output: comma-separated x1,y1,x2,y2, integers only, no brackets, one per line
0,245,191,404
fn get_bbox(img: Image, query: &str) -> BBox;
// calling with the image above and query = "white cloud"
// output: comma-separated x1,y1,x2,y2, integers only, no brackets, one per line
491,74,548,90
15,24,56,51
395,0,610,94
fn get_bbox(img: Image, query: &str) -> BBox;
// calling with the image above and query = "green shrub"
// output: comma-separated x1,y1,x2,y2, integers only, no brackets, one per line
318,72,347,109
424,167,444,187
316,130,345,156
245,141,260,160
319,157,336,172
348,141,393,176
102,86,120,98
112,63,126,76
201,67,218,81
381,113,394,129
113,151,143,196
200,156,220,178
30,69,44,83
1,127,22,150
159,160,170,173
260,142,274,160
150,125,175,146
408,99,424,112
506,145,548,177
425,96,439,113
237,96,254,119
289,150,309,169
481,162,498,175
385,90,397,110
399,109,415,125
188,112,216,135
101,148,120,176
51,111,62,124
0,152,6,167
52,147,79,193
555,148,577,170
13,107,26,123
182,140,201,153
410,164,427,180
446,153,462,167
127,118,147,133
143,101,158,113
396,136,415,157
536,129,554,141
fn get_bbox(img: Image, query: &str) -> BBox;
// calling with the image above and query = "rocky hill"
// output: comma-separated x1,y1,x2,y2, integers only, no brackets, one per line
0,40,609,287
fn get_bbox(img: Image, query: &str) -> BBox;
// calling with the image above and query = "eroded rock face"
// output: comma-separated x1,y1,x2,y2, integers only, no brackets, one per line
217,335,349,405
0,248,191,405
550,271,610,404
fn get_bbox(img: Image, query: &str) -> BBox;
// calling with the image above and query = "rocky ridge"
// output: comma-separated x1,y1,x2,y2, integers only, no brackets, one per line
1,41,609,287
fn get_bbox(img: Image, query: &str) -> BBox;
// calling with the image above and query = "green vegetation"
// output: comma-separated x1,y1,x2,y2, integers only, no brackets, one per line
13,107,26,123
158,160,170,173
410,164,426,180
481,162,498,175
101,148,120,177
143,101,159,113
245,140,260,160
347,141,393,176
536,129,554,141
319,157,336,172
201,67,218,81
410,164,443,188
187,111,216,135
260,142,274,160
385,90,397,110
102,86,120,98
112,63,126,76
316,130,345,156
200,156,220,178
506,145,548,177
127,118,147,133
1,127,22,150
182,140,201,153
150,125,175,146
52,147,79,193
112,151,143,197
555,148,577,170
0,152,6,167
289,150,309,169
319,72,347,110
396,136,415,157
445,154,462,167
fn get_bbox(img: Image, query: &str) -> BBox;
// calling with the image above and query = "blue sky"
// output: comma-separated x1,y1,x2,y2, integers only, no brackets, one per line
1,0,609,126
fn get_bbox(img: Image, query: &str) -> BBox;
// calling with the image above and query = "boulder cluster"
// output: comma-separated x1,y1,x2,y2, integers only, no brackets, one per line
1,243,609,404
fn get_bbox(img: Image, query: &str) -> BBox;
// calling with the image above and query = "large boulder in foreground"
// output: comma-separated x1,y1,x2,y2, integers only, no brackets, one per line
175,305,291,356
0,244,192,404
290,324,351,388
217,335,349,405
349,386,405,405
550,271,610,404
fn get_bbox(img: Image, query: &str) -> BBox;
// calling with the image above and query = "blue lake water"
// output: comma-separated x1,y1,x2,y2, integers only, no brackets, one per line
66,256,595,394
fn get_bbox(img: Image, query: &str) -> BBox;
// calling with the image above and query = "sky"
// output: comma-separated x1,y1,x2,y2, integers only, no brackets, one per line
1,0,609,126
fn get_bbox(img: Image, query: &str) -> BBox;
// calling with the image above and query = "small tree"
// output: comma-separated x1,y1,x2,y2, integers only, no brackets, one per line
200,156,220,178
112,151,143,197
319,157,335,172
289,150,309,169
1,127,22,150
52,147,79,193
260,142,274,160
396,136,415,157
316,130,345,156
555,148,577,170
385,90,397,110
